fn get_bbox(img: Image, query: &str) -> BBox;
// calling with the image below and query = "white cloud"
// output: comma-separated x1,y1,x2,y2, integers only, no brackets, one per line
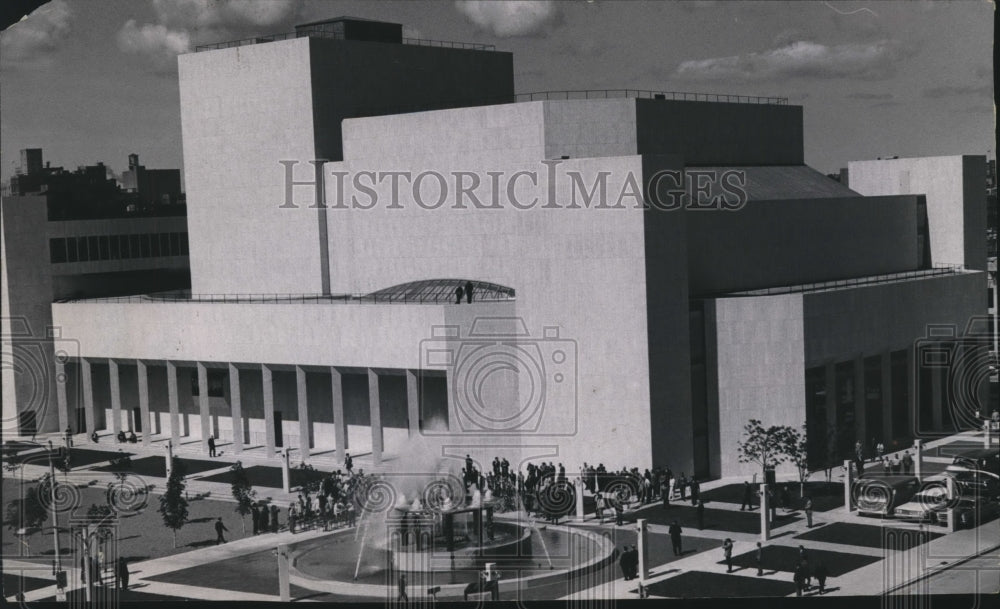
151,0,297,31
454,0,558,37
675,39,906,82
0,0,72,64
117,19,191,67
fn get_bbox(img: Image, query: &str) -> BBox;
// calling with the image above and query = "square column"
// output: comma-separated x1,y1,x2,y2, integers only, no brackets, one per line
137,361,151,446
228,364,243,453
854,355,866,447
905,347,916,436
296,366,310,459
55,359,69,432
166,361,180,447
109,360,122,437
931,360,944,430
880,352,893,446
81,358,96,436
824,362,836,450
197,363,210,454
368,369,383,465
406,370,420,437
331,367,347,463
262,364,277,457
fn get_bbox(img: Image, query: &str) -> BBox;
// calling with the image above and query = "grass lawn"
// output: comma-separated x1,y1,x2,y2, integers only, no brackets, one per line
793,522,942,550
197,464,328,489
2,572,56,594
644,570,798,598
92,455,225,478
633,502,801,534
698,481,844,512
723,544,880,577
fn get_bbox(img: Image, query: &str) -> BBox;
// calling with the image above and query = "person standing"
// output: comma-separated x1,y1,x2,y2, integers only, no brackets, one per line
270,504,279,533
117,557,129,591
619,546,631,580
902,451,913,476
215,517,228,544
345,453,353,475
65,427,73,447
740,481,753,511
804,496,814,528
690,478,699,506
668,520,683,556
722,538,734,573
696,499,705,530
678,473,688,501
455,285,464,304
755,542,765,576
794,563,805,597
208,435,216,458
614,501,624,527
813,560,828,594
251,503,260,535
465,281,474,304
595,492,606,523
398,572,408,602
876,441,885,461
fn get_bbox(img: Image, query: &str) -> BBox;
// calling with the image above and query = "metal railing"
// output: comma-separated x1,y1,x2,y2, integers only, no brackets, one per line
59,291,515,306
195,30,494,52
726,265,967,297
515,89,788,105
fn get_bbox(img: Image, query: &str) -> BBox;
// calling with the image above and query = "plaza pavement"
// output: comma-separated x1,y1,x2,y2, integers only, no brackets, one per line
3,428,997,602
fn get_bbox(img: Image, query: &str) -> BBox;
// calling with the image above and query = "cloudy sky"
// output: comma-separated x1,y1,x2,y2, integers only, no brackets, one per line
0,0,993,182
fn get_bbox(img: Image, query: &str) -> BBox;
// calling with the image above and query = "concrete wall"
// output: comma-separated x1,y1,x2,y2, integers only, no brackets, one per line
636,99,803,166
848,155,987,271
179,38,323,295
708,294,806,478
686,195,921,295
802,271,987,364
323,152,660,471
543,99,637,160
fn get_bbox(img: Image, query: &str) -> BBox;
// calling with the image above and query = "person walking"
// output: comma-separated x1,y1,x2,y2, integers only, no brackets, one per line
740,481,753,511
804,496,814,528
668,520,683,556
696,499,705,530
813,560,828,594
794,563,805,597
117,557,129,591
722,538,734,573
215,517,228,544
208,435,216,458
345,453,353,475
614,501,624,527
397,572,408,602
755,542,764,576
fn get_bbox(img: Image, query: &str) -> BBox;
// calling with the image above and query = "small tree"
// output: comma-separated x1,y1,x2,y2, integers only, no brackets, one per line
785,425,811,497
737,419,797,484
4,483,48,532
229,461,256,536
158,459,189,548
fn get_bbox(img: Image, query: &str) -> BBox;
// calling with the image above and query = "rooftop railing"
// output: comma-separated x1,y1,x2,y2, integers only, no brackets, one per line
516,89,788,105
194,30,494,52
725,265,967,297
59,291,515,306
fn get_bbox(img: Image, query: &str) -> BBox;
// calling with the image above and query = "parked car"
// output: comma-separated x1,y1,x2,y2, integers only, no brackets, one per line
948,469,1000,501
853,475,921,516
894,483,1000,527
937,497,1000,529
945,448,999,477
893,485,951,523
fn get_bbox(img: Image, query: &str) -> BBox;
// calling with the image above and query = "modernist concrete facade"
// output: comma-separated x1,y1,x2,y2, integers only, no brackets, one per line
8,19,991,479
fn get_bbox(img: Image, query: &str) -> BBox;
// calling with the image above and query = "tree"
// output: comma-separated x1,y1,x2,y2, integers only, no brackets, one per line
4,483,48,532
158,459,189,548
737,419,798,484
229,461,256,536
785,425,811,497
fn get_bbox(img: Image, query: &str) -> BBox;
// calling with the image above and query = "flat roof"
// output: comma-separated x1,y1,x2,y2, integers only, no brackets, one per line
720,266,972,297
691,166,858,200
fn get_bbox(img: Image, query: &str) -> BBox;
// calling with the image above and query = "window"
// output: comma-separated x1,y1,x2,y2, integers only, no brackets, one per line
159,233,170,257
140,234,151,258
129,234,141,258
150,233,161,257
169,232,180,256
179,232,189,255
99,236,110,260
77,237,90,262
66,237,78,263
88,236,99,260
109,234,120,259
49,238,67,263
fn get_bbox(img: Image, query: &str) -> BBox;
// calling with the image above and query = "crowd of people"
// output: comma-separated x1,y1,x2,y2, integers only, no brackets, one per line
283,468,375,533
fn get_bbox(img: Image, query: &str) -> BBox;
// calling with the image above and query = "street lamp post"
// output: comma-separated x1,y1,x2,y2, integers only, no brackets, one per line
46,441,65,598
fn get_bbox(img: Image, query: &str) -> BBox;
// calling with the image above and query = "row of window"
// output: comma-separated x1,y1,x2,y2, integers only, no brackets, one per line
49,232,188,264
